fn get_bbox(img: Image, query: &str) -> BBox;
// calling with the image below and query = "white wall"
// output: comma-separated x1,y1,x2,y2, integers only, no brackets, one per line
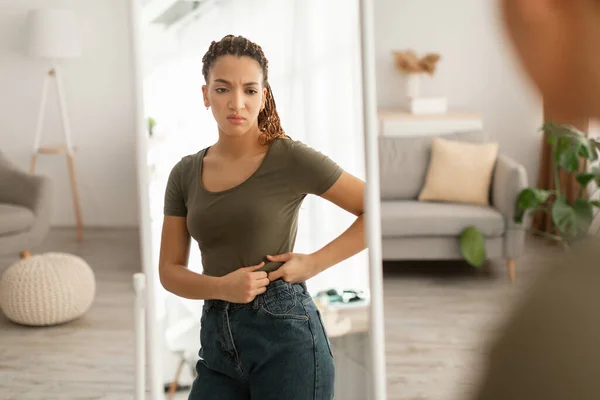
374,0,543,185
0,0,543,227
0,0,139,227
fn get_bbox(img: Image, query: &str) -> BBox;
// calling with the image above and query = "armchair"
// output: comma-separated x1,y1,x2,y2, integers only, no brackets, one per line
0,151,52,259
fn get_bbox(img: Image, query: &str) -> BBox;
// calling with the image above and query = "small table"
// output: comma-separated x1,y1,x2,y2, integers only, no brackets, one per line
319,304,370,400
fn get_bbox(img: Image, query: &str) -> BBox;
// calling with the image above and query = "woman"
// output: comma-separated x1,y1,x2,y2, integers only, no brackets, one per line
158,34,365,400
472,1,600,399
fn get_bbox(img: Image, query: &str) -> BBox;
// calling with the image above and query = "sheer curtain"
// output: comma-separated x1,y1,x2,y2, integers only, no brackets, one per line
141,0,368,381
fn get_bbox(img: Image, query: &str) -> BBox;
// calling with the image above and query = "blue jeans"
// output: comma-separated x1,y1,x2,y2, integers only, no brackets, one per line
188,279,335,400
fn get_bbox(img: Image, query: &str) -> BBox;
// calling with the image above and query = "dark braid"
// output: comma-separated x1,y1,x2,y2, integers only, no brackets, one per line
202,35,288,145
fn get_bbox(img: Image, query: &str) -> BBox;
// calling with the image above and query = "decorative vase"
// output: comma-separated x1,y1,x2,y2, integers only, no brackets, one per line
405,73,420,98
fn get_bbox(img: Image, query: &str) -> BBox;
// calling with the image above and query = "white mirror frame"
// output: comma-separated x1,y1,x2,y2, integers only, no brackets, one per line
128,0,163,398
358,0,388,399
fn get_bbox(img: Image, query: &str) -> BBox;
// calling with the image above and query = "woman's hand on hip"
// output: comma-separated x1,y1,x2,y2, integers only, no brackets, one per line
218,262,270,303
266,253,320,283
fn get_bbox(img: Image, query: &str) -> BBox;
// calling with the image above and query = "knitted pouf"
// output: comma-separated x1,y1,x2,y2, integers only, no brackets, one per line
0,252,96,326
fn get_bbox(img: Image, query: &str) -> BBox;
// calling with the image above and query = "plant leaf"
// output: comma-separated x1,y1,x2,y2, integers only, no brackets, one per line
551,197,578,241
578,139,596,161
514,188,551,223
543,121,567,145
576,167,600,187
592,139,600,155
558,143,581,172
576,172,597,187
514,210,523,224
518,188,551,208
573,199,594,232
546,122,596,171
553,136,571,169
564,124,589,138
590,200,600,208
544,121,580,143
460,226,486,267
573,136,596,163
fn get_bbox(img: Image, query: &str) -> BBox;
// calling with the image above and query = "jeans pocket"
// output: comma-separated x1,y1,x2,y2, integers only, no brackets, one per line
260,298,308,321
315,308,334,359
260,287,309,320
264,290,296,314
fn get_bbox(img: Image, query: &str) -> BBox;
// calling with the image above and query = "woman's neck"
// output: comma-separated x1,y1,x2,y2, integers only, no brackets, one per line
212,125,266,159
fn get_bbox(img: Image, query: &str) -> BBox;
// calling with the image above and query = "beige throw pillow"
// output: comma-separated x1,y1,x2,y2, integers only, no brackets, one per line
418,137,499,206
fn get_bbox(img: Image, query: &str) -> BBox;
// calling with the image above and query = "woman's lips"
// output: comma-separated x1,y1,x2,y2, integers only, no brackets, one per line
227,116,246,125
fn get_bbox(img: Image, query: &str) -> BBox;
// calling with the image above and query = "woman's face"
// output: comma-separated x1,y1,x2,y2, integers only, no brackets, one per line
203,55,268,137
501,0,600,119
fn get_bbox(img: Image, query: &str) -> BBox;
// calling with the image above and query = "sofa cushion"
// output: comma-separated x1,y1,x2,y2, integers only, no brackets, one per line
381,200,505,237
418,137,499,206
0,204,35,235
379,130,486,200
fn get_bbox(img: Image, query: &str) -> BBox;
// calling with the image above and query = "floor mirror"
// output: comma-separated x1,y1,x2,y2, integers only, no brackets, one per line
129,1,387,399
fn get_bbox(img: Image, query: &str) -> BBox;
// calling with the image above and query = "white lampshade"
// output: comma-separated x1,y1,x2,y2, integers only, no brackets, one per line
26,9,82,59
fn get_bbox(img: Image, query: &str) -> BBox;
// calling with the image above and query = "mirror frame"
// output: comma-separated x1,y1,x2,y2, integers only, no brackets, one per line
358,0,388,398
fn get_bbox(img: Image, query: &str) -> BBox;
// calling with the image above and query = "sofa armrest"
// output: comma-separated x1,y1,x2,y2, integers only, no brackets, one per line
492,155,528,219
0,164,49,209
0,153,52,216
492,154,528,258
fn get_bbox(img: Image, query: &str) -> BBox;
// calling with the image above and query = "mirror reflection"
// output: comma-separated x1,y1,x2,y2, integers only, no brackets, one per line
139,1,372,399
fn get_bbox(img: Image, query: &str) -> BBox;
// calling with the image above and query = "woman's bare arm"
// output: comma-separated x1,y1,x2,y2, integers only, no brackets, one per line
158,216,223,300
311,171,366,271
158,216,269,302
266,171,366,282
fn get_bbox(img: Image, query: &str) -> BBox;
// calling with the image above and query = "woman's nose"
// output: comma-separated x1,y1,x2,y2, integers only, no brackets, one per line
228,90,245,111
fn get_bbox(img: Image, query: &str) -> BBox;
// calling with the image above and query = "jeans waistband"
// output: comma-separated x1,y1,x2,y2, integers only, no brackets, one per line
204,279,308,310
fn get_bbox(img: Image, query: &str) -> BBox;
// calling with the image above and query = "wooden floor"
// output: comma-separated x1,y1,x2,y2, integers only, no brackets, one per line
0,228,560,400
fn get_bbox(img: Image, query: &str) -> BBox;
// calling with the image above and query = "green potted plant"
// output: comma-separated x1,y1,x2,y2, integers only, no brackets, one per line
460,121,600,267
148,117,156,137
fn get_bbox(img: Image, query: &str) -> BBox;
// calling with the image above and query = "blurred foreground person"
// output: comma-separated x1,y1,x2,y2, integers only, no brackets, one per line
472,1,600,399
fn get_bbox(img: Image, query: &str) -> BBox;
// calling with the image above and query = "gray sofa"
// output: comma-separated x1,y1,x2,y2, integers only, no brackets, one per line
0,151,52,259
378,130,528,280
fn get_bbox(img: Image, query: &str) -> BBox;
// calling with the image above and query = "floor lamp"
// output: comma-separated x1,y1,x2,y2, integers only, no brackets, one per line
26,9,84,241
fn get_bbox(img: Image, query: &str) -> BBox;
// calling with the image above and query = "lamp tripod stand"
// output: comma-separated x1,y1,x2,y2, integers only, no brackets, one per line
30,65,83,242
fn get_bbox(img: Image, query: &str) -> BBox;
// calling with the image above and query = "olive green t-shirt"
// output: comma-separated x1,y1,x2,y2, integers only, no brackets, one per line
163,138,343,277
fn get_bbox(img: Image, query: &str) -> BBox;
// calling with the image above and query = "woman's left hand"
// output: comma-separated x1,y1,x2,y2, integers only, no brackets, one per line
266,252,321,283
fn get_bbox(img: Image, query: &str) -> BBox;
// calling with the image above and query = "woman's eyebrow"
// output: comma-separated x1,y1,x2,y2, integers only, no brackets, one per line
213,78,259,86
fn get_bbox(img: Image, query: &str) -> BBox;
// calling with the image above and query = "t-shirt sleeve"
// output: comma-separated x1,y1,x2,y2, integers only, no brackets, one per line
290,141,343,195
163,160,187,217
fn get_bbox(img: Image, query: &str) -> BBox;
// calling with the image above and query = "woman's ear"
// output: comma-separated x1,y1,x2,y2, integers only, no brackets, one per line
202,85,210,108
261,87,268,110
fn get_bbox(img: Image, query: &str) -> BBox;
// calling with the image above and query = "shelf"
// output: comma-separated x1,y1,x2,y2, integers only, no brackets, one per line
35,146,78,154
378,109,483,136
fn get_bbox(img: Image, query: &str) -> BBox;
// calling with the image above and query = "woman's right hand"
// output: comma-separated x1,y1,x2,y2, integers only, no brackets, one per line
218,262,270,303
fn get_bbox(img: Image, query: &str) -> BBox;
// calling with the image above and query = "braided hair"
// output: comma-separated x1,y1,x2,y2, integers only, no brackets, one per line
202,35,288,145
